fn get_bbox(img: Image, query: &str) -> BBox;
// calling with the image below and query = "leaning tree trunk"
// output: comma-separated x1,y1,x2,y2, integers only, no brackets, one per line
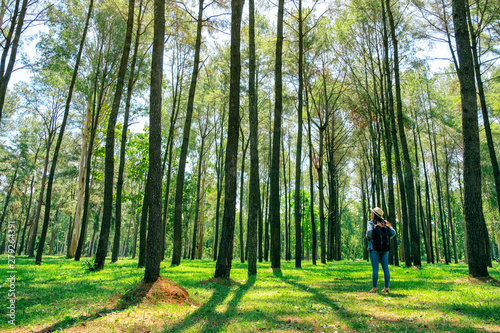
113,0,143,263
172,0,204,266
144,0,165,283
93,0,135,271
0,0,28,123
36,0,94,265
452,0,490,277
214,0,243,279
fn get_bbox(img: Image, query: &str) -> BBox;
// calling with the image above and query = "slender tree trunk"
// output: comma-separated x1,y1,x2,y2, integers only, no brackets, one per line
386,0,420,267
113,0,143,263
466,4,500,220
19,147,39,255
282,136,289,261
452,0,490,277
318,127,326,264
268,0,285,272
247,0,260,275
213,106,226,261
138,175,150,268
294,0,304,269
306,97,317,265
94,0,135,270
239,131,249,263
172,0,204,266
214,0,244,279
191,133,206,260
28,135,54,258
68,104,90,259
36,0,94,265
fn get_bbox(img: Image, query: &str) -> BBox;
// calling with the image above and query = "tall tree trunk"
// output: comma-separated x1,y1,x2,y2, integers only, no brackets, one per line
36,0,94,265
213,107,225,261
172,0,204,266
306,96,317,265
386,0,420,267
19,146,39,255
452,0,490,277
239,130,249,263
214,0,244,279
0,0,28,123
93,0,135,270
381,0,399,266
144,0,164,283
68,104,91,259
282,136,289,261
247,0,260,275
138,174,150,268
318,127,326,264
268,0,285,272
426,114,449,264
294,0,304,268
28,133,55,258
444,138,458,264
75,42,109,262
162,45,183,260
191,133,207,260
466,4,500,220
113,0,143,263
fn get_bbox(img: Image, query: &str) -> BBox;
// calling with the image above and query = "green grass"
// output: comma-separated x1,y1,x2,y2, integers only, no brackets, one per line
1,255,499,332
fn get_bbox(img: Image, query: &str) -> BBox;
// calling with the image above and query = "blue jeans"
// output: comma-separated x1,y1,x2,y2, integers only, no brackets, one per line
370,250,390,289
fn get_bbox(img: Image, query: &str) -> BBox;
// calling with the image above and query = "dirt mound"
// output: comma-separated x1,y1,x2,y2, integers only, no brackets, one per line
145,276,191,303
119,276,192,308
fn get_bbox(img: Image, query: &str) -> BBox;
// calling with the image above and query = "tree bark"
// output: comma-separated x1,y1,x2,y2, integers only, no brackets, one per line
247,0,260,275
68,103,90,259
452,0,490,277
93,0,135,270
214,0,244,279
113,0,143,263
267,0,285,272
144,0,164,283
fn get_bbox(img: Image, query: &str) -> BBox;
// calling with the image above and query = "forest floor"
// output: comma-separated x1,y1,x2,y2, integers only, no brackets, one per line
1,256,499,332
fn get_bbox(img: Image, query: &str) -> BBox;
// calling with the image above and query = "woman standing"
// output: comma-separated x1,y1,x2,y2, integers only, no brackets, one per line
366,207,396,293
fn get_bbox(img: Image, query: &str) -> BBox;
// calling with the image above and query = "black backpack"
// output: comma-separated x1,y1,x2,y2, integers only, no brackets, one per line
372,225,391,252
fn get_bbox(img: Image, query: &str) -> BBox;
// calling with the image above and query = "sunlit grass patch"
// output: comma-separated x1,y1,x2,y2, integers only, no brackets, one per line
1,255,499,332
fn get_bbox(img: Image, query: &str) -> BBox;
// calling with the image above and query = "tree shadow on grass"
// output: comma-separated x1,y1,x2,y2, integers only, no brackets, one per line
164,275,256,333
36,278,155,333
